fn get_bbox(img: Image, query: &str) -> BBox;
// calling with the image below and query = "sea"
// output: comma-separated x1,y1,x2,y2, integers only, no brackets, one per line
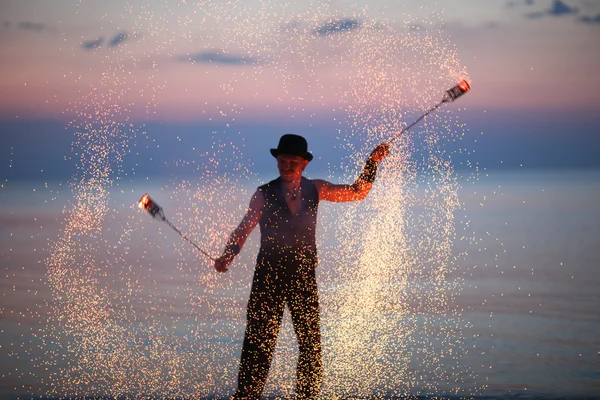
0,168,599,400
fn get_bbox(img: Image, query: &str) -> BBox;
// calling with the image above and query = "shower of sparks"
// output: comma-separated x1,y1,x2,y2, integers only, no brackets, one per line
36,1,482,398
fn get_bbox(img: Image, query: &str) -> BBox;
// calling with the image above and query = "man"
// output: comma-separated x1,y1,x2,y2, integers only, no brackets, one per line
215,134,389,399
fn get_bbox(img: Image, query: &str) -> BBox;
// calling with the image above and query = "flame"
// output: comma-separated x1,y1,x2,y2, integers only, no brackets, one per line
138,194,151,210
458,80,470,93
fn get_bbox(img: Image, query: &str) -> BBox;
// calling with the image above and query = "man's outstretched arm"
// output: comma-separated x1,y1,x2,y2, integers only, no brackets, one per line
314,143,389,203
214,190,264,272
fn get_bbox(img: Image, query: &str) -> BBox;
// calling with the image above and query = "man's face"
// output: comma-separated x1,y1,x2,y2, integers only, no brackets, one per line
277,154,308,182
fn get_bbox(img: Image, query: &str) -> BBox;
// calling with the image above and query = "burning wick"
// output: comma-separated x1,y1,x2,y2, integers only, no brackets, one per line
444,80,471,102
138,193,165,220
138,193,215,261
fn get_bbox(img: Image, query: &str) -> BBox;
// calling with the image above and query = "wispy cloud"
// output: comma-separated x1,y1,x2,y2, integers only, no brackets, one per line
279,20,303,34
81,37,104,50
80,31,132,51
313,18,363,36
579,14,600,24
505,0,534,8
108,31,129,48
526,0,579,18
0,21,50,32
17,21,47,31
178,50,257,65
547,0,579,15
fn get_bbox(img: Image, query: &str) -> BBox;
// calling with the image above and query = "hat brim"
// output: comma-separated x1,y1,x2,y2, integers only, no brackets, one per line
270,149,313,162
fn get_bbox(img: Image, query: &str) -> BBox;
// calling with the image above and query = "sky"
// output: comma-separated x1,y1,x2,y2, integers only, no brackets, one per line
1,0,600,180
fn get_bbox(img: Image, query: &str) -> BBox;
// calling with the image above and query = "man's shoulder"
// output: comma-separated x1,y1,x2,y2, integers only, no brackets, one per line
302,177,321,200
258,177,281,191
310,178,328,190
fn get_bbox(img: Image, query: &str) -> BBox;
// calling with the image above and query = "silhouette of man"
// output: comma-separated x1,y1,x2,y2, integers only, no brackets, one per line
215,134,389,399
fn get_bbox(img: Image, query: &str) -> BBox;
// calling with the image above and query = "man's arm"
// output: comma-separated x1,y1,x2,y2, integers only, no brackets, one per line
214,189,264,272
314,143,389,203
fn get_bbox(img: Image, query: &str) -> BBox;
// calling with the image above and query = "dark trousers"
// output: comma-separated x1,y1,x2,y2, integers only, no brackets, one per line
233,252,322,399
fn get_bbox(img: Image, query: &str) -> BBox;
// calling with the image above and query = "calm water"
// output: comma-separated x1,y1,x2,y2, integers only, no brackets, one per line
0,169,599,399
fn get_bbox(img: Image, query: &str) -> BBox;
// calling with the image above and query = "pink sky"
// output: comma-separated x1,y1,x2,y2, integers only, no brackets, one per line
0,0,599,122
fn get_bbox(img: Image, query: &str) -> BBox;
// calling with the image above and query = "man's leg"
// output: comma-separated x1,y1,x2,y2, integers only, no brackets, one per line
234,269,286,399
288,268,322,400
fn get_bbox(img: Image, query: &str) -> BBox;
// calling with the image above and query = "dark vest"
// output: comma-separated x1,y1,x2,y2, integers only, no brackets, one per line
257,177,319,263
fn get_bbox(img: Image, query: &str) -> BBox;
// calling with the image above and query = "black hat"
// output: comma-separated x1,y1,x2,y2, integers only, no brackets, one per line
270,134,313,161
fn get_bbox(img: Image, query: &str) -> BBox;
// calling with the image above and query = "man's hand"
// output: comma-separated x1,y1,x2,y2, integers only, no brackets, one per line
214,255,233,273
214,243,240,273
370,143,390,163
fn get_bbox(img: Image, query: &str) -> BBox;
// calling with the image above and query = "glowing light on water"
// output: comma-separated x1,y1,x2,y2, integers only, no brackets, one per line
39,1,478,398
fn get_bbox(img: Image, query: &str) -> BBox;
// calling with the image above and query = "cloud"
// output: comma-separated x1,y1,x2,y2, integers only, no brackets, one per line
483,21,500,29
579,13,600,24
17,21,47,31
0,20,59,34
313,18,363,36
80,31,132,51
178,50,257,65
526,0,579,18
109,31,129,47
548,0,579,15
406,23,427,31
506,0,534,8
81,37,104,50
279,20,303,34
